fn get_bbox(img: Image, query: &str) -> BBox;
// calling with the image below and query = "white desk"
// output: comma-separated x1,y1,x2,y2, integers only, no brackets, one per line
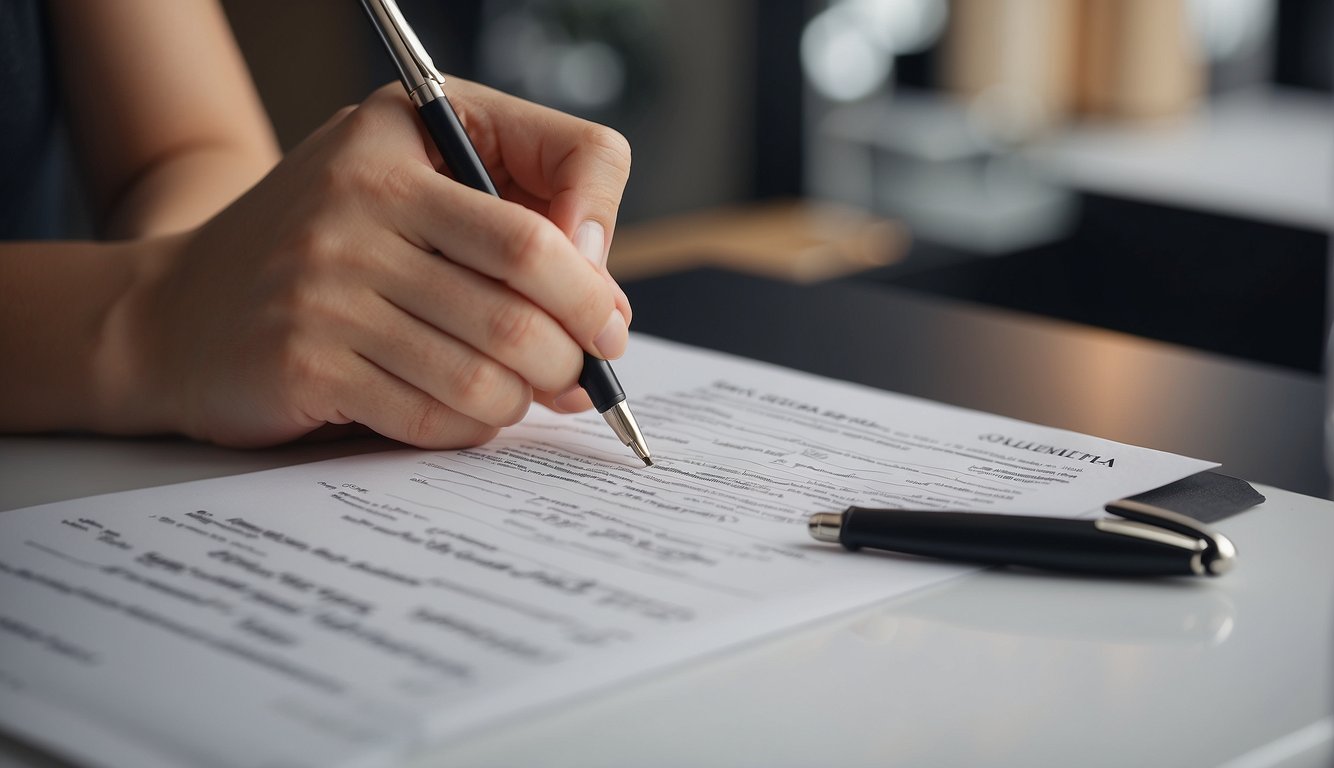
1,434,1331,768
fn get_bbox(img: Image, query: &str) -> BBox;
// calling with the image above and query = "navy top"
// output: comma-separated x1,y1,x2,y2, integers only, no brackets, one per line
0,0,72,239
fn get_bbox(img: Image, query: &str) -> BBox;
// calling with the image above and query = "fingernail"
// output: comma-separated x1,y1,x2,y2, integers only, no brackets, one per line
574,220,606,268
553,386,593,413
594,308,628,359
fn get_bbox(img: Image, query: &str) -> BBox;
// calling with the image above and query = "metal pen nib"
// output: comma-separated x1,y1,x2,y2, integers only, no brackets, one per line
601,401,653,466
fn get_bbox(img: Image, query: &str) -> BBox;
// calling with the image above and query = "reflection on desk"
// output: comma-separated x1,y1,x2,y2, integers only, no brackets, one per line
432,485,1333,768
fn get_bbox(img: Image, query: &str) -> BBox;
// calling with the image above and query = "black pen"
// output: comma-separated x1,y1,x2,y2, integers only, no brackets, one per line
360,0,653,466
808,499,1236,577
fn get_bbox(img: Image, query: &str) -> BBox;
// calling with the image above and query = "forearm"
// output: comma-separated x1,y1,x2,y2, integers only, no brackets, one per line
104,141,279,239
50,0,281,239
0,237,179,434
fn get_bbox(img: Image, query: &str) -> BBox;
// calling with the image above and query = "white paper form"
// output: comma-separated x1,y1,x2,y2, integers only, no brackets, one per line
0,335,1217,768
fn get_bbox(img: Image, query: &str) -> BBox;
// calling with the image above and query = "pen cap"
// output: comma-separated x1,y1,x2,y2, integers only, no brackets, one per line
1105,499,1236,575
360,0,446,105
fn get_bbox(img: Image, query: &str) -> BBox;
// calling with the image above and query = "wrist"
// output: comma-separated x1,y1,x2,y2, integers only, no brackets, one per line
90,232,189,436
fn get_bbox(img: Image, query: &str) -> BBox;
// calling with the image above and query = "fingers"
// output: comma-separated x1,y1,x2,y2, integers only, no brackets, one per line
347,83,629,365
539,386,594,414
392,163,628,361
437,78,633,333
238,83,633,449
443,79,632,253
348,294,532,425
360,242,585,396
328,351,501,449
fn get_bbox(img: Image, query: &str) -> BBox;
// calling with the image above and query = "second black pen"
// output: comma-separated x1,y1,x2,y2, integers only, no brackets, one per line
808,503,1235,577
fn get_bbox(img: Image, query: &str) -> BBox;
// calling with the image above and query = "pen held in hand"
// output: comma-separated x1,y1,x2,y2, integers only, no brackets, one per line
359,0,653,466
808,499,1236,577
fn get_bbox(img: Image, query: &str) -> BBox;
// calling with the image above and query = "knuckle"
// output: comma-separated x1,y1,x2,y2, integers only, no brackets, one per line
272,335,327,395
281,221,342,277
285,218,334,258
346,160,388,199
531,342,584,393
377,163,417,205
486,302,538,352
585,124,632,173
312,155,361,201
368,81,410,106
309,104,357,142
503,216,556,275
408,410,498,453
336,101,385,139
314,155,413,214
451,357,502,413
262,253,350,349
404,400,456,447
451,358,529,426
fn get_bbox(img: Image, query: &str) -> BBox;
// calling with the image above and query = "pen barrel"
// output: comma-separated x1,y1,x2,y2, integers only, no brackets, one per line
418,97,499,196
416,89,637,431
840,508,1203,576
579,353,626,413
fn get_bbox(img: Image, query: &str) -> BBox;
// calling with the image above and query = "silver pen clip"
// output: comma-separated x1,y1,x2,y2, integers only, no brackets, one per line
359,0,446,106
1099,499,1237,576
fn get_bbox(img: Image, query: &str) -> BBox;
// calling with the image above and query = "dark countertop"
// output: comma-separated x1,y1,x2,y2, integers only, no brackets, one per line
623,268,1329,498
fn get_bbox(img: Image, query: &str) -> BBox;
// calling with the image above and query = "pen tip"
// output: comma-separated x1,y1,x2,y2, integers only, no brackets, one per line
642,456,654,467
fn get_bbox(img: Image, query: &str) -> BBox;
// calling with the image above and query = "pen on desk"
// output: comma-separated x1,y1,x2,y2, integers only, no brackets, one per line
359,0,653,466
808,499,1236,577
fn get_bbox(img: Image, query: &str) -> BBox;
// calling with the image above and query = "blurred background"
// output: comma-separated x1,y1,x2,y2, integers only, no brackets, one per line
223,0,1331,375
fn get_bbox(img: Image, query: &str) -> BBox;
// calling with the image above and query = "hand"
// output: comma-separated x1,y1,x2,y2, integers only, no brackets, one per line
117,82,633,448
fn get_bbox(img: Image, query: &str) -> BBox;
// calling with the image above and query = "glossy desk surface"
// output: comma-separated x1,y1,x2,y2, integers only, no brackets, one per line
623,269,1329,499
1,270,1331,768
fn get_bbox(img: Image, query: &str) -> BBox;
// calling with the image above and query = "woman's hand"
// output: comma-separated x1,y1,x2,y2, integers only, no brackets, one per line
113,82,633,449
